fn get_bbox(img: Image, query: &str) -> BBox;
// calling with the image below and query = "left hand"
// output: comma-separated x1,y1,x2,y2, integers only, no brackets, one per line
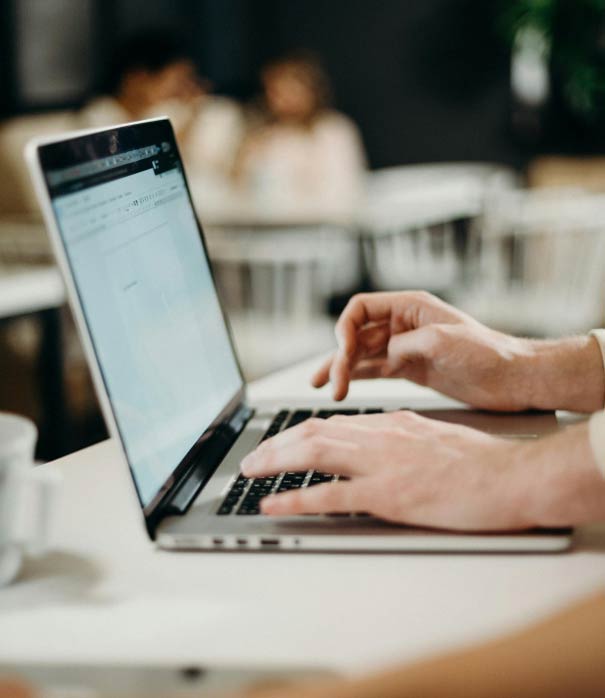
0,680,32,698
238,677,350,698
241,412,530,531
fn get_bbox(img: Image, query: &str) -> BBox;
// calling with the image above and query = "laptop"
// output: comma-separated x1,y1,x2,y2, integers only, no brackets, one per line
26,118,571,553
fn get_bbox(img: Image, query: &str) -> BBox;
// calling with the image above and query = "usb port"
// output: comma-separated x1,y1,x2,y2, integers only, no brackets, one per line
260,537,280,547
212,537,224,546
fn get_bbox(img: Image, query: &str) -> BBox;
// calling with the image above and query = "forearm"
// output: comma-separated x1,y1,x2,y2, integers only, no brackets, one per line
264,593,605,698
520,336,604,413
336,592,605,698
0,680,32,698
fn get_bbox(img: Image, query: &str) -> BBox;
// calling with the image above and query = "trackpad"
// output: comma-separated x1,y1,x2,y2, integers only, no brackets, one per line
415,409,559,438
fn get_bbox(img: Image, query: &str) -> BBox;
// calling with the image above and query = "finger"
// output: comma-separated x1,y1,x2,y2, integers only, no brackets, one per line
334,293,399,357
329,351,350,401
328,410,422,429
241,435,366,478
328,410,447,443
389,358,428,386
248,416,374,459
331,295,396,400
349,358,387,380
260,481,365,516
242,678,344,698
329,322,391,399
311,355,333,388
357,322,391,356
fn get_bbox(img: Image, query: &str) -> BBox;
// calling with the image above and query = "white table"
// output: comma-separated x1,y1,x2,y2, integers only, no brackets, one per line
0,265,70,459
0,266,64,318
2,356,605,676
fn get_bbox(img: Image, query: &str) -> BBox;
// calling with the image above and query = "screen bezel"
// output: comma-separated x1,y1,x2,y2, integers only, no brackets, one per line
34,118,246,520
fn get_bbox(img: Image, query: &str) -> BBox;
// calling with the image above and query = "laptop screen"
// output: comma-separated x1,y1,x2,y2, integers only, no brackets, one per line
38,120,243,507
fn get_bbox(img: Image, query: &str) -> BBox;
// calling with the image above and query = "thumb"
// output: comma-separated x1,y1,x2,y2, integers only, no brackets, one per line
384,325,444,375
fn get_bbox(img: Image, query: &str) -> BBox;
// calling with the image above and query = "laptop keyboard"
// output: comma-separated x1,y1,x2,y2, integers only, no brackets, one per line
217,408,383,516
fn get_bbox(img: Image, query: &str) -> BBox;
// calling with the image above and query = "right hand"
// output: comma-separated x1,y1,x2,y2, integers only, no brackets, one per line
312,291,535,411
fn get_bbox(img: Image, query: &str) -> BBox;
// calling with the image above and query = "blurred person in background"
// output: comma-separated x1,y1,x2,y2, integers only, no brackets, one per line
81,31,244,191
0,31,243,217
233,52,366,220
0,30,244,455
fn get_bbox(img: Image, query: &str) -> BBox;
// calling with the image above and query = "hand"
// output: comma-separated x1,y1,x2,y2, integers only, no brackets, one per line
241,411,529,531
312,291,538,410
233,592,605,698
0,680,32,698
239,677,348,698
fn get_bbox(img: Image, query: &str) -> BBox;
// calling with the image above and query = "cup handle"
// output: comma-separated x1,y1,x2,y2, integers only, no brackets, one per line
9,467,62,555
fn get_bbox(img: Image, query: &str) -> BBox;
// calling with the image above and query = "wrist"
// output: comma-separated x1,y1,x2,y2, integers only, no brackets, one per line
515,422,605,528
517,336,605,412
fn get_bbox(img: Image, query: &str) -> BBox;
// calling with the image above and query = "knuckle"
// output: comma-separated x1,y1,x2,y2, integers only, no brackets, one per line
394,409,414,422
256,439,270,454
285,490,303,511
349,292,367,307
316,485,339,508
261,448,276,469
341,295,360,317
430,324,450,341
376,426,397,441
392,410,420,429
301,436,323,462
342,293,367,318
414,290,434,302
300,418,320,437
425,324,449,354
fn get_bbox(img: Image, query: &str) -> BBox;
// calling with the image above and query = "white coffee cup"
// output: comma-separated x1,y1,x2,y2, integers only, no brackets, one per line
0,412,60,586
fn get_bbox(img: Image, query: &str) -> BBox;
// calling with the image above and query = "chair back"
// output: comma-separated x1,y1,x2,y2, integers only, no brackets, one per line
457,188,605,335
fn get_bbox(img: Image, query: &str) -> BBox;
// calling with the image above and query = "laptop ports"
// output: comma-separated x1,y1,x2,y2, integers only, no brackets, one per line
260,537,280,548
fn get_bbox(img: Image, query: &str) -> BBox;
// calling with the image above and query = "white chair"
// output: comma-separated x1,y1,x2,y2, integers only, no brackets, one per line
454,188,605,336
361,163,518,294
204,225,357,378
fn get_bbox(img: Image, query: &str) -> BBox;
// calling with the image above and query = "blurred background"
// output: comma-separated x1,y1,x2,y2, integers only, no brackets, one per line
2,0,605,461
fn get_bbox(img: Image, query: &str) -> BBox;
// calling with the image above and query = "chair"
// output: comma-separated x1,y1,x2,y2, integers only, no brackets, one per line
361,163,518,294
204,224,358,378
454,188,605,336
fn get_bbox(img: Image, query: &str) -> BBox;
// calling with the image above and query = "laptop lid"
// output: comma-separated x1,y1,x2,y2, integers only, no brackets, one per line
27,118,247,530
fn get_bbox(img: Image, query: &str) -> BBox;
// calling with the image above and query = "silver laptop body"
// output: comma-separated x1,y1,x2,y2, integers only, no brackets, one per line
26,118,571,553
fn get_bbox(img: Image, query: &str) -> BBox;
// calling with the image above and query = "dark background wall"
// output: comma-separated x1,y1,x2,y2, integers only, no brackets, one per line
2,0,522,168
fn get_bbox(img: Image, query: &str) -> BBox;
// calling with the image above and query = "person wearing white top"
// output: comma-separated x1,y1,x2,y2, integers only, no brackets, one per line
240,290,605,698
0,32,244,218
233,52,366,222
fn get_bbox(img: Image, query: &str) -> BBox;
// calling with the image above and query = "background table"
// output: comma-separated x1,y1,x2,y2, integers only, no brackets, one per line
0,264,69,459
1,356,604,675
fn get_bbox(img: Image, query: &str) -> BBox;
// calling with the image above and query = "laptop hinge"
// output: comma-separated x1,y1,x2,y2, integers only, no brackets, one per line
147,403,253,536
